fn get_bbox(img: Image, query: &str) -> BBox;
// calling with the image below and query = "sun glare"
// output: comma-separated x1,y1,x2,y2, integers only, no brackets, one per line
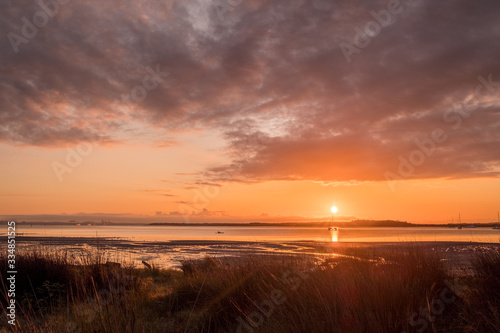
331,206,338,214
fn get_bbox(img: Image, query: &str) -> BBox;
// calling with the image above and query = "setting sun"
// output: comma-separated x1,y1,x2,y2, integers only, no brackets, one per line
331,206,338,214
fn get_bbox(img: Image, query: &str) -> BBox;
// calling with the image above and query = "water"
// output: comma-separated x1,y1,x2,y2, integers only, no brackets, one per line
8,224,500,243
6,224,499,268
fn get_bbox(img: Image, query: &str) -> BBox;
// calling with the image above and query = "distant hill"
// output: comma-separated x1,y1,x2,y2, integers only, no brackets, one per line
149,219,411,228
337,220,411,227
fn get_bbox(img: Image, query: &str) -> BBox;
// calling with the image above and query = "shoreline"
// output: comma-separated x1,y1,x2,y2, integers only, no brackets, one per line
4,220,500,228
6,236,499,271
7,235,500,247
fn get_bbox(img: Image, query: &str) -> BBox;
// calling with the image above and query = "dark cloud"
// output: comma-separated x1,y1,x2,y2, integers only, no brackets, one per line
1,0,499,180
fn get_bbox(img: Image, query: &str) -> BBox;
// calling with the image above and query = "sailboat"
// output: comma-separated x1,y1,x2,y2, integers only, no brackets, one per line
457,213,462,229
493,212,500,229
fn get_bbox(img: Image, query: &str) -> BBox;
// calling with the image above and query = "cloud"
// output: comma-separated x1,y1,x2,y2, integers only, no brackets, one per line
142,189,177,197
1,0,499,181
194,181,221,187
154,139,178,148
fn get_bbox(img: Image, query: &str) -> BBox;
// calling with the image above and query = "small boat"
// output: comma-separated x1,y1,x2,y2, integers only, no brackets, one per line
328,227,338,231
457,226,462,229
494,213,500,229
216,231,224,234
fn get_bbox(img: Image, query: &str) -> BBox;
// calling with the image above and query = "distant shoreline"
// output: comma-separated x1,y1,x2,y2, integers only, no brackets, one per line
4,219,500,228
149,221,500,228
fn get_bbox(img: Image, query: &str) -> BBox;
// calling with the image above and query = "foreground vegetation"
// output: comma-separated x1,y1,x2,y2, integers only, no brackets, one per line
1,246,499,332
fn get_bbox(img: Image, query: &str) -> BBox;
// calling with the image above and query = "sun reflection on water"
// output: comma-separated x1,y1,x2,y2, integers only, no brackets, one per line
329,228,339,242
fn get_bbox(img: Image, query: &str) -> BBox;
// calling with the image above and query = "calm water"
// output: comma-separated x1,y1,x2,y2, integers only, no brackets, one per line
5,224,498,268
12,224,500,243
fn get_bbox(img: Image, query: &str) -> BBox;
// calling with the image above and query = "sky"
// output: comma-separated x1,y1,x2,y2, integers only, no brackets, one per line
1,0,500,223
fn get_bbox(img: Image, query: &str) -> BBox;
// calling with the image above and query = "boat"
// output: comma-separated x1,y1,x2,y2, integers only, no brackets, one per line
216,231,224,234
493,226,500,230
328,227,338,231
457,226,462,229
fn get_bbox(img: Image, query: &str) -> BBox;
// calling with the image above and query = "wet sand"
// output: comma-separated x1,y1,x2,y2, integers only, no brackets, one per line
7,236,499,273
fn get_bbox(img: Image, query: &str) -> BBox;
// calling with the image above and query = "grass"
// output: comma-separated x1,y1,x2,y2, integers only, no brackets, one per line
0,246,499,332
457,248,500,332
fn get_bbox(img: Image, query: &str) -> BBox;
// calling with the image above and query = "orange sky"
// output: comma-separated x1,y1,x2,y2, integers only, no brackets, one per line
1,1,499,223
1,141,499,223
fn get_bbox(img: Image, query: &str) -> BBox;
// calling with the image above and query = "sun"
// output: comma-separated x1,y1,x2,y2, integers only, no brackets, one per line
331,206,338,214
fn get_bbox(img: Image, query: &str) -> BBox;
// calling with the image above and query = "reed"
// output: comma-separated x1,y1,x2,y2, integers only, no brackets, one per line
0,246,499,332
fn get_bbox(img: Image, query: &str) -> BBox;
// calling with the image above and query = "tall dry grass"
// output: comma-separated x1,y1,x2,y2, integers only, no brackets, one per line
162,249,448,333
0,246,499,332
0,249,140,332
456,248,500,332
